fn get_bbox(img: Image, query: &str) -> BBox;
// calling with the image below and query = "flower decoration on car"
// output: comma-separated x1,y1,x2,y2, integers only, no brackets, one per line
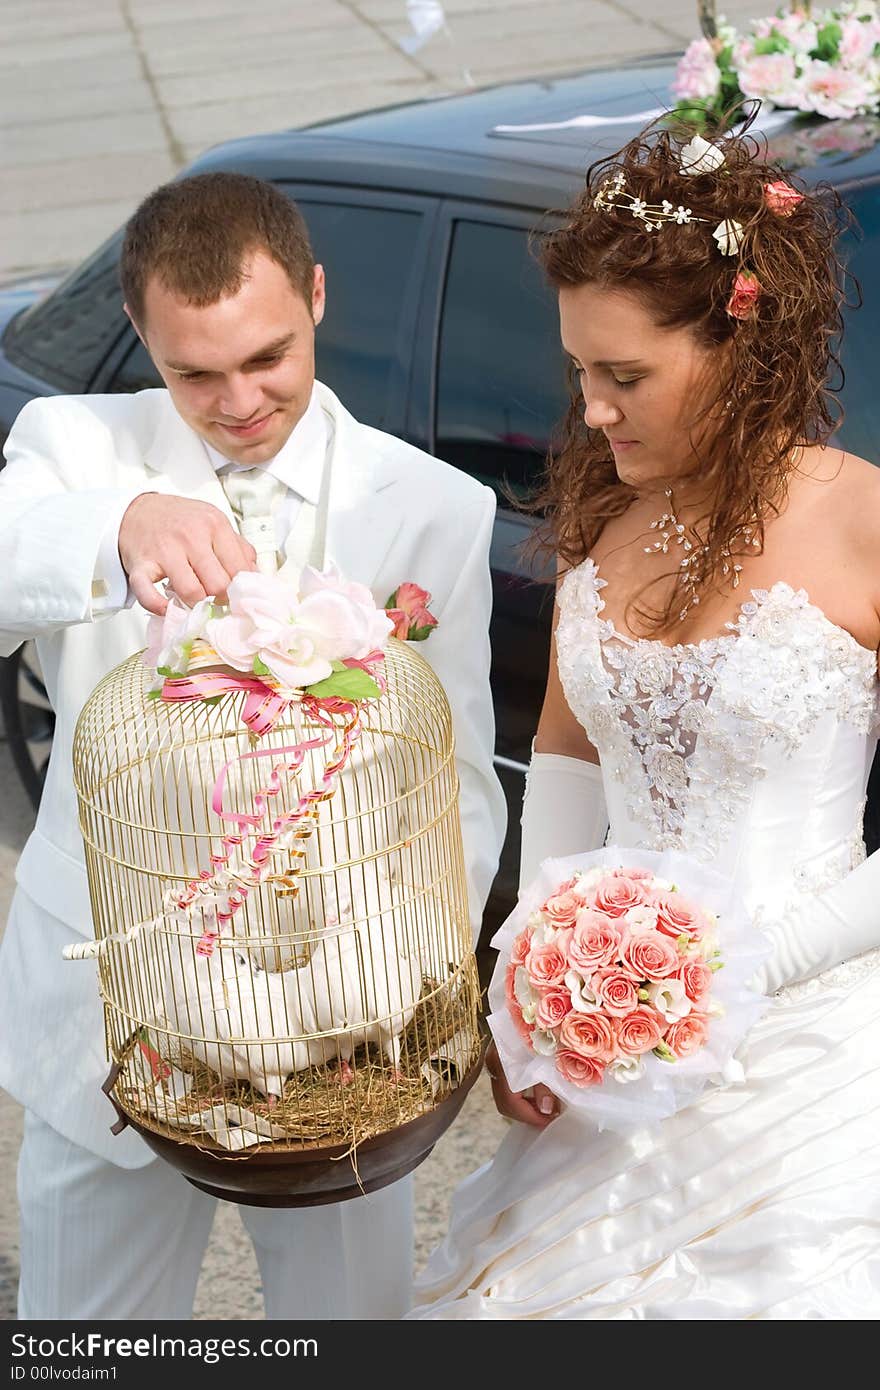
673,4,880,128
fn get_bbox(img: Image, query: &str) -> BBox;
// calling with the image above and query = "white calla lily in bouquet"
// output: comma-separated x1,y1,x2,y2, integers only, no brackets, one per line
488,847,771,1134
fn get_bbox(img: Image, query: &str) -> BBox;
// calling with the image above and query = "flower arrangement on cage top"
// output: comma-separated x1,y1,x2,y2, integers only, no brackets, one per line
674,3,880,127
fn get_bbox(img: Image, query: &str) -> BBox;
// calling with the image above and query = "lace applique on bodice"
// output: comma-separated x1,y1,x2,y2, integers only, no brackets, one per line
556,560,878,863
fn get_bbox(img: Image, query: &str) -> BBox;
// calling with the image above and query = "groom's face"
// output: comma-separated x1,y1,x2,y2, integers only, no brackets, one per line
133,249,326,464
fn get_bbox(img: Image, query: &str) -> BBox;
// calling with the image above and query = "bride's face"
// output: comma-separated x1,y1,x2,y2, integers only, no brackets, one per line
558,282,724,492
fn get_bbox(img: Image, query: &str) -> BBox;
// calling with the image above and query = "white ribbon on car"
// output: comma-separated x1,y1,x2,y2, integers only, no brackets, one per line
492,106,795,136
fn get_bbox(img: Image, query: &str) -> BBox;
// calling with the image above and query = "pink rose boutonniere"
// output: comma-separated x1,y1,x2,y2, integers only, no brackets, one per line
384,582,439,642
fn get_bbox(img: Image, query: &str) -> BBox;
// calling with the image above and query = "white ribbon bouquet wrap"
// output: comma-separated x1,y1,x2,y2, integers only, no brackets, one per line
487,847,771,1134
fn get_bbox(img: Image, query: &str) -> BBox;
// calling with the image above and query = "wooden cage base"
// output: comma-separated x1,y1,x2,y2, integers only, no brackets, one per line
102,1051,484,1207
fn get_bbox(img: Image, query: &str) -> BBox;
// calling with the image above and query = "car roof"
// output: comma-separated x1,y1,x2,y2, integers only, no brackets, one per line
189,60,678,209
188,58,880,207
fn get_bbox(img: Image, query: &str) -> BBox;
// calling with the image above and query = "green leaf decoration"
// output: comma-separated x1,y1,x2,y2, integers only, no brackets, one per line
252,655,270,676
384,588,399,609
305,668,382,701
407,623,435,642
753,34,790,57
812,22,842,64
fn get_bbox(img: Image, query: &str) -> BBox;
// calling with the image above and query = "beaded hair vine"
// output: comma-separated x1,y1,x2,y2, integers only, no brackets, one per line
591,135,802,319
592,137,746,258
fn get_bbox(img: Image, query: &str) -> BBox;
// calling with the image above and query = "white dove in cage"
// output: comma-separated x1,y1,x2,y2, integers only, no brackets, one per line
161,871,425,1097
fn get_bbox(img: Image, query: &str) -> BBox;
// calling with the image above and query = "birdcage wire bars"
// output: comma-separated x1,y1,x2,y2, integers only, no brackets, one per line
71,638,482,1203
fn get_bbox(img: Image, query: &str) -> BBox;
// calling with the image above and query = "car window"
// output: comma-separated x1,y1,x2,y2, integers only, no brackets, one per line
109,200,425,427
296,199,423,428
435,219,568,503
109,335,162,393
836,182,880,463
3,234,125,392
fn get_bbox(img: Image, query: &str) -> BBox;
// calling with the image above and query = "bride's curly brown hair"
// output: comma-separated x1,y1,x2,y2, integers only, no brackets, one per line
533,117,857,632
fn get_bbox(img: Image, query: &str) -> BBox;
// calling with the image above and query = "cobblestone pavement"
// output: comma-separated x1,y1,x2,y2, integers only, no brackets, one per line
2,0,767,278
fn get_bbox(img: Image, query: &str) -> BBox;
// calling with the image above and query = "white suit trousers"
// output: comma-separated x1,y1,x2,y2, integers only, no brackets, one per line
16,1111,414,1321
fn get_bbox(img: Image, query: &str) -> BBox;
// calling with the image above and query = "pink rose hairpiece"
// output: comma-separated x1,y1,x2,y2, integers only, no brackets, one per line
722,180,801,321
763,180,803,216
593,136,745,258
726,269,761,320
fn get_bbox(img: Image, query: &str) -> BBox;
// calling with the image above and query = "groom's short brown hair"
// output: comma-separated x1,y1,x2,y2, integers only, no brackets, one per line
121,172,315,326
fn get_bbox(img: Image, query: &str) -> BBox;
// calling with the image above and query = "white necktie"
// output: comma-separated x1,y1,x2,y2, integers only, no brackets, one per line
221,467,285,574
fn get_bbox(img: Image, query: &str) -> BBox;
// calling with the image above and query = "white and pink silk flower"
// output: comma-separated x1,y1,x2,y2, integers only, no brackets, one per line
145,564,394,690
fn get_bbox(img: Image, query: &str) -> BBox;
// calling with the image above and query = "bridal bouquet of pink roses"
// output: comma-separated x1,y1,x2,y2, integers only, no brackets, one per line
487,848,770,1132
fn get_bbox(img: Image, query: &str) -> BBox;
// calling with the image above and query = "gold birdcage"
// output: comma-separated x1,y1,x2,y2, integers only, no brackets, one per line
70,638,483,1206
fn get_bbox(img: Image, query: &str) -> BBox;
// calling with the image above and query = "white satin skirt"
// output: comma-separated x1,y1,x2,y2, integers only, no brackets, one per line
410,957,880,1319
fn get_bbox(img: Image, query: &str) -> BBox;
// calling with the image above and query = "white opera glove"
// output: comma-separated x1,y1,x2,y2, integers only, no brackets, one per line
518,744,609,893
753,851,880,995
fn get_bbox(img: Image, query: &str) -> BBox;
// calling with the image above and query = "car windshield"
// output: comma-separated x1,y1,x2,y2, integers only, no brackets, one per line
4,232,125,392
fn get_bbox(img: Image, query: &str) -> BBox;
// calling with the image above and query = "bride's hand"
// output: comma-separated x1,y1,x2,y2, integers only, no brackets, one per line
484,1041,559,1128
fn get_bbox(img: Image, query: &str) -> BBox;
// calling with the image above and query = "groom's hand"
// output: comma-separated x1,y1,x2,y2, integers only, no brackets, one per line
119,493,257,615
484,1041,559,1128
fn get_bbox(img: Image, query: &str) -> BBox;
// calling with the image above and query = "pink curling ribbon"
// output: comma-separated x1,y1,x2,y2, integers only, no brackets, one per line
159,671,293,738
211,736,333,833
158,662,380,954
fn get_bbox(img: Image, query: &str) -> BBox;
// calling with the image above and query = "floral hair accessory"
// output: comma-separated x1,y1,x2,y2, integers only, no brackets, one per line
712,218,746,256
594,139,744,257
679,134,726,175
727,269,762,319
763,180,804,215
593,170,704,230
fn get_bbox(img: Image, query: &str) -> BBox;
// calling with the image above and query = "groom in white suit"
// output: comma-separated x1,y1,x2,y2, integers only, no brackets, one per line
0,172,506,1320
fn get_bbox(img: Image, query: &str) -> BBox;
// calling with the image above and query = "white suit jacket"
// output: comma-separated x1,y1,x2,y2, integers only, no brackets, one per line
0,382,506,1165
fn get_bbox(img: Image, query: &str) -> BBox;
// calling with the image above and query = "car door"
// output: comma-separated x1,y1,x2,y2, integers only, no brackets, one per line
407,204,569,921
830,176,880,856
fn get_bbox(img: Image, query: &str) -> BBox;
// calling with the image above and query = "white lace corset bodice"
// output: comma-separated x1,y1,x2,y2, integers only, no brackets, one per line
556,561,879,930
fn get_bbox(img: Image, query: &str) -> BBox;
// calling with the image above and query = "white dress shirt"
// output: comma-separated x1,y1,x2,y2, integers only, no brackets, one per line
93,387,329,609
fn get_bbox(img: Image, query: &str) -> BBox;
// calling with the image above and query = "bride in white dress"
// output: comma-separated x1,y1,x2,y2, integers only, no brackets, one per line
411,124,880,1319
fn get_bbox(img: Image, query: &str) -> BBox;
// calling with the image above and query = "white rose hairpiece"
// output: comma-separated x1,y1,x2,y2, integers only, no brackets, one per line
592,135,744,257
679,134,725,176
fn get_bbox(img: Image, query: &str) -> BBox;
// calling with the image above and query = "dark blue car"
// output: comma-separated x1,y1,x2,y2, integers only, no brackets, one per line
3,57,880,926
